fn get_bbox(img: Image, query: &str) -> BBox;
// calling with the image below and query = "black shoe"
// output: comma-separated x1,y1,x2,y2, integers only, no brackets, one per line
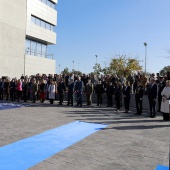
134,113,138,115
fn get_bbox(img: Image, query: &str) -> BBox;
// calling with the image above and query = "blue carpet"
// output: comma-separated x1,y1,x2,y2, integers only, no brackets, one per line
156,165,169,170
0,103,24,110
0,121,107,170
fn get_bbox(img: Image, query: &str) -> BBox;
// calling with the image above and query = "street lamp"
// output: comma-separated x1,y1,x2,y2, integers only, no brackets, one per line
59,64,60,74
143,42,147,74
95,55,98,64
72,61,74,72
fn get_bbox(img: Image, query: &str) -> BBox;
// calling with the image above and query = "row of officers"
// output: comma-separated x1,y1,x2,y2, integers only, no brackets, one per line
0,76,169,120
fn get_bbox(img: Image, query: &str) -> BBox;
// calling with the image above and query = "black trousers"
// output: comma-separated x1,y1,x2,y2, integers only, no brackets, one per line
0,88,3,100
59,92,64,104
115,98,122,110
163,113,169,120
148,97,156,116
97,94,102,106
124,96,130,110
107,95,113,107
17,91,22,102
135,97,142,114
68,92,73,105
158,95,162,111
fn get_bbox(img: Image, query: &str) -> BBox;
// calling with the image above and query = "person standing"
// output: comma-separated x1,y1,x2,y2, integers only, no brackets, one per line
85,79,94,106
74,76,84,107
67,79,75,106
0,78,4,100
31,79,38,103
135,80,144,115
147,78,157,118
123,81,131,113
157,76,165,112
106,81,114,107
23,79,28,102
95,80,104,107
115,82,123,111
16,79,22,102
161,80,170,121
39,79,46,103
57,78,66,105
10,79,16,101
4,78,10,101
48,81,56,104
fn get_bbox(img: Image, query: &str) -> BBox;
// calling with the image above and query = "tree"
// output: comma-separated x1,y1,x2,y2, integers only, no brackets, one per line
109,55,142,77
93,63,102,75
61,67,69,75
160,66,170,75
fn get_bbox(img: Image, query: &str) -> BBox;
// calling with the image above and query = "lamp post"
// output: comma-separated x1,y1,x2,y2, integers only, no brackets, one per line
72,61,74,73
77,63,80,72
95,55,98,64
143,42,147,74
59,64,60,75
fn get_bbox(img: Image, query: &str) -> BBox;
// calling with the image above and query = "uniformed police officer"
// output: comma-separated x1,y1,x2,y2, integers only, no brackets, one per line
135,80,144,115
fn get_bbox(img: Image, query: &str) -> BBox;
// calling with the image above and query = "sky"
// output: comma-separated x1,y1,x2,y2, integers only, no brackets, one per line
48,0,170,74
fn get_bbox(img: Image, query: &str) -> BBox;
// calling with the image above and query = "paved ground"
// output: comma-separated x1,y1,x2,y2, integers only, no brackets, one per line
0,101,170,170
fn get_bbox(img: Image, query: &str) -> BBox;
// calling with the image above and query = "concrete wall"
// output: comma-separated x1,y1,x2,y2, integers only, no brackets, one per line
25,55,56,76
26,0,57,44
0,0,27,78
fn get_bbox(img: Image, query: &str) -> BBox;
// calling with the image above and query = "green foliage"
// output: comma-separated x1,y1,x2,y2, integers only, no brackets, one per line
93,63,102,75
109,55,142,77
160,66,170,75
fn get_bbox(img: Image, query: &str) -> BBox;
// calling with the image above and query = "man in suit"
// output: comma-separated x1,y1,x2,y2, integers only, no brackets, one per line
57,78,66,105
135,80,143,115
157,76,165,112
74,76,84,107
67,79,75,106
147,78,157,118
106,81,115,107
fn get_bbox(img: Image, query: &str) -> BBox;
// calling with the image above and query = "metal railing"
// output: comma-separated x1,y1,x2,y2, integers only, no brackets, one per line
25,49,54,59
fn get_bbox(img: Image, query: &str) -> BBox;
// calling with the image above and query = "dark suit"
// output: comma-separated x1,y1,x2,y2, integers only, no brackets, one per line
157,81,165,111
147,83,157,117
95,84,104,106
115,86,122,110
123,86,131,111
106,84,115,107
57,82,66,105
135,85,143,115
67,82,75,106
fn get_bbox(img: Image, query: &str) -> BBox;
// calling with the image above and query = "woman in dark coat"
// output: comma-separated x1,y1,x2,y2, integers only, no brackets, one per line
115,81,123,111
123,81,131,113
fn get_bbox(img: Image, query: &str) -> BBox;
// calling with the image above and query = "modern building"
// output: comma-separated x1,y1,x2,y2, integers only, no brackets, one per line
0,0,57,78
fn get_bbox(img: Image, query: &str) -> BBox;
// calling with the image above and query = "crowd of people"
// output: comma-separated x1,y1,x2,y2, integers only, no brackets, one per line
0,72,170,121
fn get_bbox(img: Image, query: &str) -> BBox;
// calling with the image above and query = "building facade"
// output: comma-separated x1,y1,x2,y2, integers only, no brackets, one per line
0,0,57,78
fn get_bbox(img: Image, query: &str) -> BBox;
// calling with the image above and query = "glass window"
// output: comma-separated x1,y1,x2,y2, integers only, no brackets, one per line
31,16,36,23
35,18,41,26
46,23,51,30
42,44,47,57
37,43,42,57
25,40,31,55
31,41,37,56
41,20,46,29
50,25,54,32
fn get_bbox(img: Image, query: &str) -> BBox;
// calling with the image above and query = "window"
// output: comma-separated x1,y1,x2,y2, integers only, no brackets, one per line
31,16,36,24
46,23,51,30
25,39,48,58
35,18,41,26
31,15,55,32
